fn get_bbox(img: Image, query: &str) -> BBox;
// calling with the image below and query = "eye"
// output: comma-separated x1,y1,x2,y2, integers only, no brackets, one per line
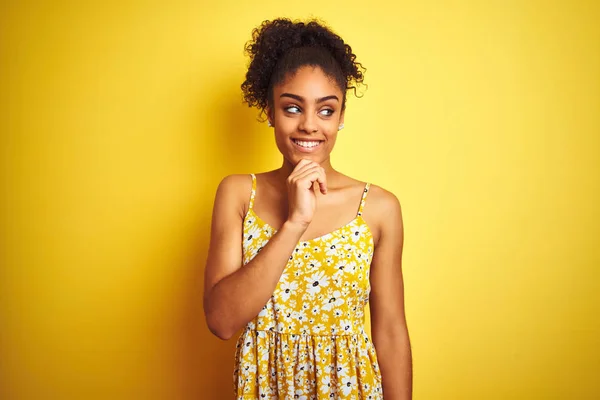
285,105,301,114
319,108,334,117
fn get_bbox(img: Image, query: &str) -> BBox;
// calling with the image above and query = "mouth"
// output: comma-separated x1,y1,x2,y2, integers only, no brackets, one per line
291,138,324,152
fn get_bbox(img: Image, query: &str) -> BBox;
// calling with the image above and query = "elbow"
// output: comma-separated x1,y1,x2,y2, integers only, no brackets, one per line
208,324,235,341
204,309,235,341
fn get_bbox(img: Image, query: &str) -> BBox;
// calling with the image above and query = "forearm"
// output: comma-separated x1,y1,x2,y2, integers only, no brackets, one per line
374,329,412,399
205,221,306,339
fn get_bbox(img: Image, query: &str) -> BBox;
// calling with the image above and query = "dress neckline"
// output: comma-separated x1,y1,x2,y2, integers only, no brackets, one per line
246,208,374,245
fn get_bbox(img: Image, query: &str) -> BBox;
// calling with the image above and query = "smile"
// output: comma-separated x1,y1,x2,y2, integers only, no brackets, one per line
291,139,323,152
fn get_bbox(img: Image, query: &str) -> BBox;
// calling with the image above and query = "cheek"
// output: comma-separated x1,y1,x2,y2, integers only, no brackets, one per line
272,128,293,151
325,133,338,146
273,132,288,150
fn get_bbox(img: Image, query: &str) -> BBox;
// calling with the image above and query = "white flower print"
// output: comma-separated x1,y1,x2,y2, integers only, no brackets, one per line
276,322,285,333
306,259,322,270
305,271,329,295
350,223,368,242
322,290,344,311
323,364,334,376
258,346,269,362
245,363,258,375
346,261,358,274
333,260,347,276
340,374,358,396
312,323,326,334
300,325,310,335
242,337,254,356
325,237,341,256
335,361,350,379
342,242,354,253
245,224,261,243
320,374,332,394
279,281,298,301
339,319,352,333
279,272,289,283
256,238,269,251
292,310,307,324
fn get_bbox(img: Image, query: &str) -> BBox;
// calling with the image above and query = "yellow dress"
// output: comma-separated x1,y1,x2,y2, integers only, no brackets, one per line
234,174,383,399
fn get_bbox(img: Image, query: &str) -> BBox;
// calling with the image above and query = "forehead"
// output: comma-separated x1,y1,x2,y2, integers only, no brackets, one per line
274,66,343,99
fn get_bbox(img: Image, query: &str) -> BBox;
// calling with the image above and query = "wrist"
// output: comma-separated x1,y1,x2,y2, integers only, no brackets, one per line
282,220,309,235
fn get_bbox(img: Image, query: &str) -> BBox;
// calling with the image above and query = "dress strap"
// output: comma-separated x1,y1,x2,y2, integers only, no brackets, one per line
357,183,371,217
248,173,257,210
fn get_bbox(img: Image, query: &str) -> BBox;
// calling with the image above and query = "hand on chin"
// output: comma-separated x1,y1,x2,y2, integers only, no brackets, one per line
293,156,319,166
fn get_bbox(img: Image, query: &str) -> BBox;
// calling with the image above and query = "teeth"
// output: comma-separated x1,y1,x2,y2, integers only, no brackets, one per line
293,139,321,148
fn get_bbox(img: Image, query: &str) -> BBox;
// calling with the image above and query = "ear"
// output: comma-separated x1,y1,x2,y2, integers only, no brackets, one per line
339,109,345,128
265,107,274,126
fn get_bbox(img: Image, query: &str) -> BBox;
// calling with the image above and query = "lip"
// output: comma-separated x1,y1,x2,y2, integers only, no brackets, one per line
291,138,324,153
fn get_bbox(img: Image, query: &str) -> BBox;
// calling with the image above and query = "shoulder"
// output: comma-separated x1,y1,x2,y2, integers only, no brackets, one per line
217,173,253,192
336,174,402,218
214,174,254,217
366,184,402,214
364,183,403,246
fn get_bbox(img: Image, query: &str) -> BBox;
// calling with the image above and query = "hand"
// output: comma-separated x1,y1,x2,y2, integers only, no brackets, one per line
286,159,327,227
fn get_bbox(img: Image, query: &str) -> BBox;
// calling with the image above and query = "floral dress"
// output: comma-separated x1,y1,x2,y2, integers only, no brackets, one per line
233,174,383,399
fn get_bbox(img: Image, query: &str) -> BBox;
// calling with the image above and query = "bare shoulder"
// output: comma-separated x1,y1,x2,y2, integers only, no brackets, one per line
217,173,252,192
214,173,253,218
363,184,403,246
332,173,400,211
367,184,402,214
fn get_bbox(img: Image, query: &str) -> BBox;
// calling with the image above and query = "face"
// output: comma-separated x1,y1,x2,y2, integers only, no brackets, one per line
268,66,345,167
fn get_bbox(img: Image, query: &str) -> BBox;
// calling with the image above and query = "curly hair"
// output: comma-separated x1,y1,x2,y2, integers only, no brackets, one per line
241,18,366,117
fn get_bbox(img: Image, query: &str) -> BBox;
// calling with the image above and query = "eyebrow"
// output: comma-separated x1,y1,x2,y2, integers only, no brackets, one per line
280,93,339,103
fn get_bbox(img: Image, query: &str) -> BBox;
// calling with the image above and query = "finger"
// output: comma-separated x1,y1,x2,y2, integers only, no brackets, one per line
299,166,327,194
290,160,320,179
318,173,327,194
291,163,317,179
316,168,327,194
295,168,327,193
303,166,327,194
293,159,314,172
293,166,321,182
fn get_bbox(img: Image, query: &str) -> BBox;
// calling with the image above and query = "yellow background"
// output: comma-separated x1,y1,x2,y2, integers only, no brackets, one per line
1,1,599,399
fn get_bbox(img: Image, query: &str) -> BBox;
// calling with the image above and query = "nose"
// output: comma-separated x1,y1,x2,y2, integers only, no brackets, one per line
298,112,318,133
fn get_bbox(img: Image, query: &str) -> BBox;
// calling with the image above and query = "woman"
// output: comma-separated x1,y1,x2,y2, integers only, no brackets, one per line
203,18,412,399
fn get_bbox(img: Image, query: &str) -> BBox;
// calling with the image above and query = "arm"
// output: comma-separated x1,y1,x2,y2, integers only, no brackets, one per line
203,163,326,340
203,174,306,340
369,188,412,399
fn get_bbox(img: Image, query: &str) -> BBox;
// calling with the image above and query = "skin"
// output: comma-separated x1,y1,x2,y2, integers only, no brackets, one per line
203,66,412,399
